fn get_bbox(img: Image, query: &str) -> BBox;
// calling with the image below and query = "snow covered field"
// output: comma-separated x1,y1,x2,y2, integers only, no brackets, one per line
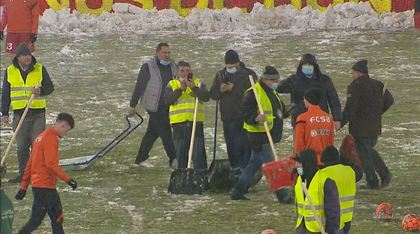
1,5,420,233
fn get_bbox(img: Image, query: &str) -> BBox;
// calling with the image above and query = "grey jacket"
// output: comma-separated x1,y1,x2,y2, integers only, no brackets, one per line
130,57,178,112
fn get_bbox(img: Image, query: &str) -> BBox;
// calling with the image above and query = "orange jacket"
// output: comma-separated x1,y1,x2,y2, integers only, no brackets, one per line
21,127,71,190
294,105,334,164
0,0,39,33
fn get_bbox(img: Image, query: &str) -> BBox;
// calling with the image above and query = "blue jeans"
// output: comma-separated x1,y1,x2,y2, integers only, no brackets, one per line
232,144,274,195
222,120,251,170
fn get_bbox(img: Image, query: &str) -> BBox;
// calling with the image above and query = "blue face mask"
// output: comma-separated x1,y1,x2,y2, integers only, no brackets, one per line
226,67,237,74
302,65,314,77
160,60,170,66
270,82,279,90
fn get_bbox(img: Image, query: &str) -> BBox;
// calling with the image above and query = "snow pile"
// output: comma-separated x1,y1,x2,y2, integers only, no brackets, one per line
39,2,414,33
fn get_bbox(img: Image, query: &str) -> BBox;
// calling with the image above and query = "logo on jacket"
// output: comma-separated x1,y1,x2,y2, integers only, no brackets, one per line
310,129,330,137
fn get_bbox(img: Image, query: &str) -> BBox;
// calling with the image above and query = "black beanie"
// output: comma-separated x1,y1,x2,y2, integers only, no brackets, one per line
300,53,317,66
261,66,280,80
352,60,368,74
15,43,32,58
321,145,340,164
224,49,240,64
304,87,322,105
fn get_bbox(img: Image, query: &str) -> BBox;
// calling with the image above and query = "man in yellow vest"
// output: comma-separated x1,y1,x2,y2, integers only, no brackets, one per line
294,148,343,234
164,61,209,171
1,43,54,183
231,66,286,200
321,145,356,234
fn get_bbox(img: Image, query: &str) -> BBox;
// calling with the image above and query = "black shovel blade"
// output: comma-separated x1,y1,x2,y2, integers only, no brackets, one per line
168,168,208,195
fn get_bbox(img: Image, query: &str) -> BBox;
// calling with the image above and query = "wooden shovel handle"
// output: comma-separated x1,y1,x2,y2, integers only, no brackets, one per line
1,92,37,166
187,98,199,169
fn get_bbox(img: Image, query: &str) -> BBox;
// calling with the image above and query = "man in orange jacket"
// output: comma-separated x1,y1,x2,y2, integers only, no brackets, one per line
0,0,39,54
294,87,334,164
15,113,77,234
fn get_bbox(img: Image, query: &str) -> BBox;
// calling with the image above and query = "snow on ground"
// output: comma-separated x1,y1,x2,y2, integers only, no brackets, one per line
39,2,414,34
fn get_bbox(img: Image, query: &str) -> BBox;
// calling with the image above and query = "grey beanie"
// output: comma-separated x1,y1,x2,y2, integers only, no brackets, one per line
15,43,32,58
261,66,280,80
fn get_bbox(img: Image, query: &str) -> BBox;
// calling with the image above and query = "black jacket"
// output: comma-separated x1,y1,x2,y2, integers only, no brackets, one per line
241,81,286,151
210,62,257,122
277,62,341,126
342,75,394,137
1,56,54,116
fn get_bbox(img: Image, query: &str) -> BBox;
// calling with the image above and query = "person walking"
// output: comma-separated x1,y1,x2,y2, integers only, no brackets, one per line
128,42,178,169
294,87,335,165
0,0,39,55
1,43,54,183
210,49,257,181
231,66,286,200
277,53,342,130
165,61,209,172
342,60,394,189
15,113,78,234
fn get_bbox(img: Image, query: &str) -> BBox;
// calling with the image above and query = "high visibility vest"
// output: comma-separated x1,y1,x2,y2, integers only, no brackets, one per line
295,166,356,232
243,82,282,133
7,63,46,110
168,79,205,124
319,164,356,225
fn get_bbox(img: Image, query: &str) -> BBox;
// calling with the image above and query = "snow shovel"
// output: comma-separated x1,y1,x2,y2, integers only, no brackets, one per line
248,75,295,192
1,92,36,175
59,113,143,171
168,98,207,195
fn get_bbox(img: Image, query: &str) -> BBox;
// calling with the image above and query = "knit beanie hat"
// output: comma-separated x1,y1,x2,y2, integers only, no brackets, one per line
321,145,340,164
15,43,32,58
224,49,240,64
261,66,280,80
352,60,368,74
304,87,322,105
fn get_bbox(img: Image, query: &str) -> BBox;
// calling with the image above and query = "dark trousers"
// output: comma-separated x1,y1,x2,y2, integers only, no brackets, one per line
172,122,207,171
222,120,251,171
135,109,176,164
19,188,64,234
354,136,390,187
13,112,45,177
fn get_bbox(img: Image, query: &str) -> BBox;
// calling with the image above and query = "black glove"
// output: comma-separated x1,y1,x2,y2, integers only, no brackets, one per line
15,189,26,200
30,34,37,43
67,179,77,190
0,31,3,40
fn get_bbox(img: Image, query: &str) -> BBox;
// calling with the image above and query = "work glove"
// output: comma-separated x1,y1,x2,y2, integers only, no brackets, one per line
15,189,26,200
30,34,37,43
0,31,3,40
67,179,77,190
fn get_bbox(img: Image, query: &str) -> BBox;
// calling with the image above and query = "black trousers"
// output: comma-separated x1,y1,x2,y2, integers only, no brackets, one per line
354,136,390,187
172,122,207,170
135,109,176,164
19,188,64,234
222,120,251,170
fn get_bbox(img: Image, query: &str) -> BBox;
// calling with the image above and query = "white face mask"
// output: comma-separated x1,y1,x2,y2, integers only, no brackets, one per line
297,167,303,175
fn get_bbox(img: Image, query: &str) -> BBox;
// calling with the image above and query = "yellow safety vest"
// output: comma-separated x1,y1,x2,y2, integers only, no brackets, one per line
168,79,205,124
243,82,282,133
319,164,356,225
7,63,46,110
295,165,356,232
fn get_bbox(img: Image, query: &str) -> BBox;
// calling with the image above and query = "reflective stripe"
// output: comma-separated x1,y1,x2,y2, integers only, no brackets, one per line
304,205,323,210
305,216,326,222
10,87,29,91
11,96,46,101
169,109,201,116
340,195,355,202
341,207,354,214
